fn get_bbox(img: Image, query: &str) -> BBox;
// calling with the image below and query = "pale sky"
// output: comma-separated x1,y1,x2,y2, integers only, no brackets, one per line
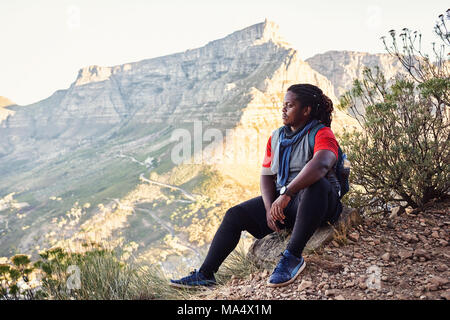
0,0,447,105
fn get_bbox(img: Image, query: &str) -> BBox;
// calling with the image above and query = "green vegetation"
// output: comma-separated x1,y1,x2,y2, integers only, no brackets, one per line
0,241,268,300
338,10,449,212
1,244,193,300
0,254,38,300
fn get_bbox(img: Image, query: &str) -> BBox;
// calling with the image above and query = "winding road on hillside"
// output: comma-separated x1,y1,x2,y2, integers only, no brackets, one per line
115,153,203,260
116,151,198,202
138,173,198,202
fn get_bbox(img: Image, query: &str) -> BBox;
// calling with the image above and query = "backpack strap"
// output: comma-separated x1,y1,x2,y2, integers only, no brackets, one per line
308,123,325,152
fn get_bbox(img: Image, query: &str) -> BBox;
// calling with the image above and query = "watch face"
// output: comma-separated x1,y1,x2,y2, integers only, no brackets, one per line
280,186,286,195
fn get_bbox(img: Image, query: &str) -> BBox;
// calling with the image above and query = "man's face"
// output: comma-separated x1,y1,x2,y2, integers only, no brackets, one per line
282,91,310,128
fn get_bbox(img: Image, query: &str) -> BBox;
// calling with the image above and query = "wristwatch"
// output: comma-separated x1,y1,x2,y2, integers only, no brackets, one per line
280,186,294,197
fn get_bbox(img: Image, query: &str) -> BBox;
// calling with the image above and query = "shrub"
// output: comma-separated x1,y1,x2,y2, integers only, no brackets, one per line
21,244,186,300
0,254,40,300
339,68,449,211
338,11,449,212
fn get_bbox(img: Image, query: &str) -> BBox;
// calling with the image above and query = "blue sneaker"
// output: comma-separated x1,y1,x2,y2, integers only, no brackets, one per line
170,269,216,289
267,250,306,287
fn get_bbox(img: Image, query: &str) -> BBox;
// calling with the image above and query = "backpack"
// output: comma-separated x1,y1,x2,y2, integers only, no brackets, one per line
308,123,350,199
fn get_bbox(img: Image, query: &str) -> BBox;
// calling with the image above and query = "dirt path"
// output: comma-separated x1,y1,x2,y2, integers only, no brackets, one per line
116,152,147,167
115,151,198,202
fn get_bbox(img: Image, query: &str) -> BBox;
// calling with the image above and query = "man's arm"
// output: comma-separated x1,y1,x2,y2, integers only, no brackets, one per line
286,149,336,194
260,174,277,212
260,174,279,232
270,150,337,222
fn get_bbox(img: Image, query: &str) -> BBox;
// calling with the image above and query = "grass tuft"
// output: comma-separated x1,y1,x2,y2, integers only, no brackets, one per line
31,244,193,300
215,242,266,285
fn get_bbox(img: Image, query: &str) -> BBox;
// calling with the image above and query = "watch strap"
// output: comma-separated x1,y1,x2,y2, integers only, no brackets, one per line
285,187,295,197
281,186,294,197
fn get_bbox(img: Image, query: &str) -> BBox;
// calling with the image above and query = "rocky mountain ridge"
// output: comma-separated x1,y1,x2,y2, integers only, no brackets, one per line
306,50,407,98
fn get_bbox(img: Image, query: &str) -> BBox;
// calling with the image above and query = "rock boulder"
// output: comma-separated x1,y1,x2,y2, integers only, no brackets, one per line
247,205,361,267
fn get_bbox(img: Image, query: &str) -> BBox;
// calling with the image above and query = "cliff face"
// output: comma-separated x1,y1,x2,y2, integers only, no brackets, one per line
3,21,296,129
306,50,406,99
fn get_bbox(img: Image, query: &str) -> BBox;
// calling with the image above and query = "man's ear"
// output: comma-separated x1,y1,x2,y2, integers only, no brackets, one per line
303,106,312,116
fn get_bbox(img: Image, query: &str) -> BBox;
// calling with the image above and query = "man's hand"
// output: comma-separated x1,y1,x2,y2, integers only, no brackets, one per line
267,195,291,231
266,209,280,232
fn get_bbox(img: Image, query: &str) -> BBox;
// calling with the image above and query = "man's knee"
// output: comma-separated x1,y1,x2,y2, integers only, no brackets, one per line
223,205,242,226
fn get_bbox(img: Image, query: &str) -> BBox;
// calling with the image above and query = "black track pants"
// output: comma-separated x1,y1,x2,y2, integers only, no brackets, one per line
199,177,342,275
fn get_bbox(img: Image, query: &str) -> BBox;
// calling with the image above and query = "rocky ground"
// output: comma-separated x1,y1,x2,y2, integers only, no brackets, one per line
195,198,449,300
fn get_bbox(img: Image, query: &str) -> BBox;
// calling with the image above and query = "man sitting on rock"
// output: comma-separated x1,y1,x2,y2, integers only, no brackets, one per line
170,83,343,288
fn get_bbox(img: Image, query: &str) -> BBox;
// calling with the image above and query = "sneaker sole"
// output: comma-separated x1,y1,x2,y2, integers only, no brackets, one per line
266,261,306,288
169,281,216,290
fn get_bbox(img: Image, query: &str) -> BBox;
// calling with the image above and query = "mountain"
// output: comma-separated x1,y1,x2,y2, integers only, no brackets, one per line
306,50,406,99
0,21,376,272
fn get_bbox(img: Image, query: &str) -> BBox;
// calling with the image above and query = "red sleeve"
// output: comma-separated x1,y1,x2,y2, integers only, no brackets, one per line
314,127,339,160
262,136,272,168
